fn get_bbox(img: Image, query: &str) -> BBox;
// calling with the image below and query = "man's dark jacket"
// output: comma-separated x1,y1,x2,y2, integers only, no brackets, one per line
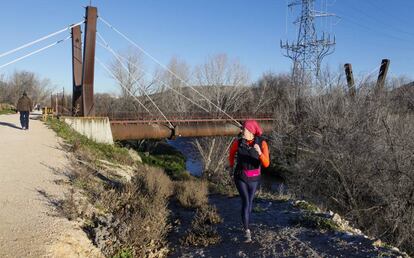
16,96,33,112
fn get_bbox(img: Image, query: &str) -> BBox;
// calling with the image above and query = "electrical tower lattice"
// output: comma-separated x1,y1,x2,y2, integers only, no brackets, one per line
281,0,336,82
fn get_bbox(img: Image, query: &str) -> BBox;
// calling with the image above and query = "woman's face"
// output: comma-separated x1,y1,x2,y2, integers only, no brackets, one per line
242,127,254,141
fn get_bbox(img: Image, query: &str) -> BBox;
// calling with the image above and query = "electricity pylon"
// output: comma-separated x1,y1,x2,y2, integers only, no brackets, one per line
281,0,336,84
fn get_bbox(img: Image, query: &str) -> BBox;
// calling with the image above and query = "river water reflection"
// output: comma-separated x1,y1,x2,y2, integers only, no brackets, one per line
166,137,203,177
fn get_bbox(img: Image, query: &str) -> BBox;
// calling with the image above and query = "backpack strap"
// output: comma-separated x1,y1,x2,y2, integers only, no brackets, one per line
254,136,264,147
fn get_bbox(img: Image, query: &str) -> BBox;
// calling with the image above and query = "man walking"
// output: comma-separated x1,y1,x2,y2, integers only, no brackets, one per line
16,92,33,130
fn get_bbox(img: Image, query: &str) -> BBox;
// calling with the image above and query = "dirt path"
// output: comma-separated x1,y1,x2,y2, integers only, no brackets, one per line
168,195,405,258
0,113,101,257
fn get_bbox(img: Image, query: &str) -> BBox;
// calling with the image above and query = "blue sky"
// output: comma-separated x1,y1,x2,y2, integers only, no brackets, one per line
0,0,413,93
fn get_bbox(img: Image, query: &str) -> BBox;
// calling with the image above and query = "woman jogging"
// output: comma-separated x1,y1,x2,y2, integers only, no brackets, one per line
228,120,270,242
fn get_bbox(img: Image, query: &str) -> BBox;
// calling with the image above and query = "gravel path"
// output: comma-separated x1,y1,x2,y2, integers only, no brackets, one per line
0,113,101,257
168,195,405,258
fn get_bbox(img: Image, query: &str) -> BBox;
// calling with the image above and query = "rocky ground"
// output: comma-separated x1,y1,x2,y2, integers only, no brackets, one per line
168,194,408,258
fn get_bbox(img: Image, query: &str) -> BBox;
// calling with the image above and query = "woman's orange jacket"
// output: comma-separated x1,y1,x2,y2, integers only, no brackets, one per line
228,138,270,168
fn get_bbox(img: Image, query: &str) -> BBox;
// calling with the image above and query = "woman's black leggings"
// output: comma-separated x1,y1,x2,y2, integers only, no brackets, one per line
235,178,259,230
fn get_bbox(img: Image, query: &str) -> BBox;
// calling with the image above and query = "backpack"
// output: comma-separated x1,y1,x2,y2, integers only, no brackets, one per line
236,136,264,181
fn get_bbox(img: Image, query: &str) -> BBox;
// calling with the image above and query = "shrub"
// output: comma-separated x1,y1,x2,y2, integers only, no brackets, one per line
86,164,173,257
294,200,319,213
292,214,340,232
266,74,414,255
113,248,133,258
181,205,222,247
175,180,208,208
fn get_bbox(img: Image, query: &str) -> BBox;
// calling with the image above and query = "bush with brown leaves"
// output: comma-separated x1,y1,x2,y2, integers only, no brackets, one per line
175,180,208,208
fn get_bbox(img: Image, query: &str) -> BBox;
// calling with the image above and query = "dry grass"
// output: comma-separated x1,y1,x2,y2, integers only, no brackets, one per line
181,204,222,247
60,188,79,221
175,179,208,208
59,157,173,257
87,164,173,257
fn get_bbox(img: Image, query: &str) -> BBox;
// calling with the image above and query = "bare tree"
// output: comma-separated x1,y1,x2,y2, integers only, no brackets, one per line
0,70,52,106
154,57,191,115
193,54,251,113
191,54,252,183
94,93,120,117
109,49,154,115
251,72,291,113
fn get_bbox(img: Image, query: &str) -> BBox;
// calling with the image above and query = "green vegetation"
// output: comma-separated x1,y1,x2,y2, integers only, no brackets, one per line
373,239,396,251
112,248,133,258
256,190,291,203
294,200,319,213
45,117,133,165
253,204,266,213
208,180,236,196
0,103,16,115
293,214,340,232
0,109,15,115
141,153,190,180
291,200,340,231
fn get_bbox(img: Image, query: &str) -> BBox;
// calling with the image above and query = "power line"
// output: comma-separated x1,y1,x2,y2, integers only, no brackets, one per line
364,0,414,32
337,14,413,44
341,3,414,39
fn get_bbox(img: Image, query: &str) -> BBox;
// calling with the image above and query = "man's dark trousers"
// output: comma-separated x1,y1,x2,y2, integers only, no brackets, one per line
20,111,29,129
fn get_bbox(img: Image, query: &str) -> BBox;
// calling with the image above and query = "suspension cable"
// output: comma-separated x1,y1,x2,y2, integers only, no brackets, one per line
98,16,242,128
0,21,84,60
95,56,152,114
0,36,71,70
96,34,209,113
96,35,174,129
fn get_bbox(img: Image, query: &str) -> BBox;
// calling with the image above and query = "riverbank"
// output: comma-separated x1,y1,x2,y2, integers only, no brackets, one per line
45,117,410,257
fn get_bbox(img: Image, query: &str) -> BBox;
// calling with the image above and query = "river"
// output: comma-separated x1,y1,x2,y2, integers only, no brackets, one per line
166,137,203,176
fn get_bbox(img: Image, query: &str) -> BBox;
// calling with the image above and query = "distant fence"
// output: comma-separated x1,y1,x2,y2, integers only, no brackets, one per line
50,92,71,116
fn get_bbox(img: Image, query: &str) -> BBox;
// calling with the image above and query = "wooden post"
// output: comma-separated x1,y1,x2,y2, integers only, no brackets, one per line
376,59,390,92
55,94,59,116
344,63,356,98
62,88,66,115
71,25,83,116
82,6,97,117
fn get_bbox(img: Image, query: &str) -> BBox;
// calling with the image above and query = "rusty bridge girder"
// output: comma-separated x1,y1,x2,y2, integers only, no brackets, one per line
71,25,83,116
110,119,274,140
82,6,97,117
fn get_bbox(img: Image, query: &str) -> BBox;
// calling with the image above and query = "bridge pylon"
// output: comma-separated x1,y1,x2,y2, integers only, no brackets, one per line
71,6,97,117
71,25,83,116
